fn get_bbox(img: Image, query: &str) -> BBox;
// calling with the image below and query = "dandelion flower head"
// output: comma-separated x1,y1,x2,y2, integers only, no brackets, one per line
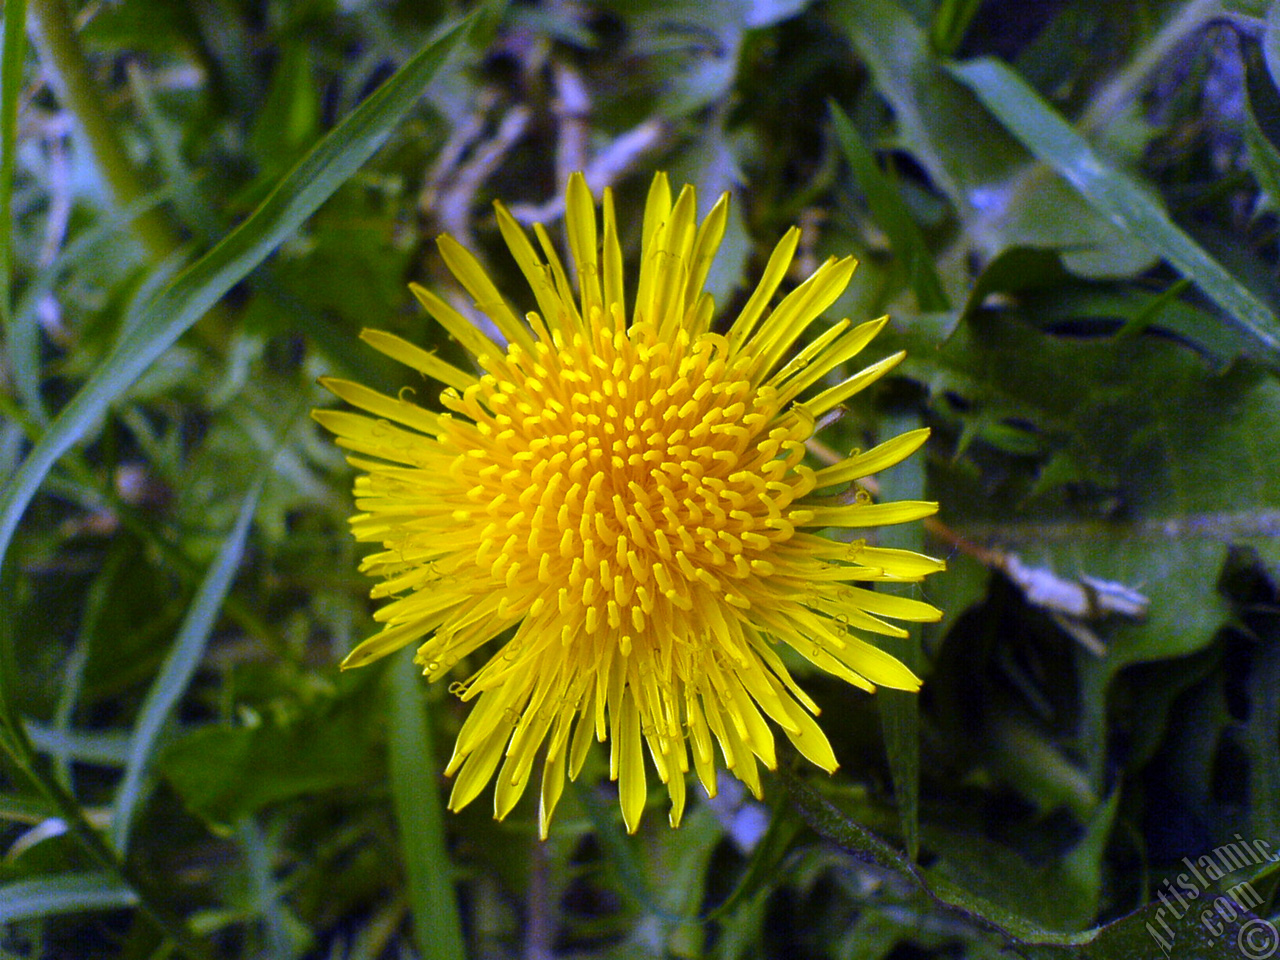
313,173,943,837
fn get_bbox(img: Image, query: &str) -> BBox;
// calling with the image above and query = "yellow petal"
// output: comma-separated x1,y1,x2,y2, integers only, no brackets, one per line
566,172,602,320
663,739,688,828
319,377,442,435
359,328,478,391
856,545,947,579
749,256,857,374
539,740,568,840
835,586,942,623
601,187,625,316
776,316,890,402
812,428,931,489
340,616,442,670
493,202,567,335
801,350,905,419
726,226,799,348
618,692,647,834
448,726,510,813
831,637,922,692
684,191,730,323
801,499,938,529
533,221,583,332
408,282,501,360
436,234,535,352
770,676,838,773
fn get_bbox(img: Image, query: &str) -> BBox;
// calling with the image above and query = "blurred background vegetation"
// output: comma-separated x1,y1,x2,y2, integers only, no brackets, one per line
1,0,1279,957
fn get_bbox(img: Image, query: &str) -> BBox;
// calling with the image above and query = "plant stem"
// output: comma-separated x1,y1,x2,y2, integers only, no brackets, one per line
1,0,30,328
27,0,181,258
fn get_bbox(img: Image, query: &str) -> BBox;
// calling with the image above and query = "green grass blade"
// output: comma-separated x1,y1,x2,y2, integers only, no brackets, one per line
0,871,139,922
1245,38,1280,208
387,650,466,960
50,542,128,787
930,0,982,56
950,56,1280,363
0,0,27,329
2,0,35,423
237,817,301,959
111,473,264,853
0,14,472,579
830,101,950,311
9,182,187,425
870,407,926,861
0,792,56,823
26,721,130,767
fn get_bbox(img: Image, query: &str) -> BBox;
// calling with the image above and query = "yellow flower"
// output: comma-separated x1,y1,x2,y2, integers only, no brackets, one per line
314,173,943,837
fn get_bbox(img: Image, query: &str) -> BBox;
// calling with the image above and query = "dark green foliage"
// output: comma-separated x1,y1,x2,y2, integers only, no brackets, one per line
1,0,1278,957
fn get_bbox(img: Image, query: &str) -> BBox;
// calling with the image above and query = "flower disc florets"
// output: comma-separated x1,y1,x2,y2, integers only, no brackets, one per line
314,172,943,836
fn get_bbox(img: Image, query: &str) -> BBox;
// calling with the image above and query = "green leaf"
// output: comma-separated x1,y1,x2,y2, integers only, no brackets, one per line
781,768,1244,958
112,473,264,852
250,41,321,180
1,0,31,415
26,721,131,767
630,1,745,116
950,56,1280,364
830,101,950,312
0,871,139,922
889,311,1280,673
921,793,1117,934
161,684,378,829
1244,36,1280,212
930,0,982,56
0,792,56,823
0,14,473,579
8,182,187,426
828,0,1154,278
387,650,466,960
958,247,1248,369
957,246,1072,324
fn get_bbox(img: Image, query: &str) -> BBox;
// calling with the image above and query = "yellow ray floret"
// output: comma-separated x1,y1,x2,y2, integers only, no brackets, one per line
314,172,944,838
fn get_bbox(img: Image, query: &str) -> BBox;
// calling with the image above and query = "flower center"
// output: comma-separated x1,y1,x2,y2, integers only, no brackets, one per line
437,309,818,656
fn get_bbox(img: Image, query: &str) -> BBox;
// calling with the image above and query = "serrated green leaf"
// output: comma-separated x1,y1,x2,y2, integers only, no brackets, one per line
959,247,1248,368
889,312,1280,673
